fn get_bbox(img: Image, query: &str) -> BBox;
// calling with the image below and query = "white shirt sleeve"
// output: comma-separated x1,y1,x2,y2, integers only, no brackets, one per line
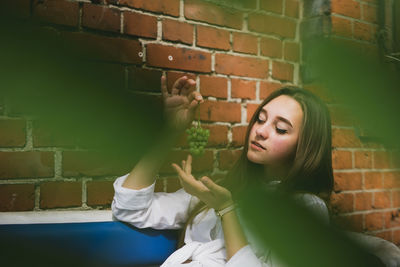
225,245,272,267
111,174,195,230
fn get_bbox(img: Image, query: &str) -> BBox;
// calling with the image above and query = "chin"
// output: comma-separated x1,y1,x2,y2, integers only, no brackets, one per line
247,151,266,164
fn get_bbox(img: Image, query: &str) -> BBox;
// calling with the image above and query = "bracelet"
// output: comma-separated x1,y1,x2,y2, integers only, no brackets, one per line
215,203,236,218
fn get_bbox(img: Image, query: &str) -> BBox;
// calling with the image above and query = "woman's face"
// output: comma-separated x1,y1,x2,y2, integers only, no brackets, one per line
247,95,303,167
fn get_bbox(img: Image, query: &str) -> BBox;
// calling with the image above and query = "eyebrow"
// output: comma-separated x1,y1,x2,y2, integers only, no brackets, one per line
259,109,293,128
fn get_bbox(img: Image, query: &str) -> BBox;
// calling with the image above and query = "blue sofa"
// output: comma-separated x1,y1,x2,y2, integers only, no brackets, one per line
0,214,179,267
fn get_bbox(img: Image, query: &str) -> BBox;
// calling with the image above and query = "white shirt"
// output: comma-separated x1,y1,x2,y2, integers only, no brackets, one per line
112,174,329,267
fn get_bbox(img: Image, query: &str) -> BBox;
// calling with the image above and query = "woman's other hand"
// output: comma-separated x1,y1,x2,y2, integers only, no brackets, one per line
171,154,233,211
161,75,203,131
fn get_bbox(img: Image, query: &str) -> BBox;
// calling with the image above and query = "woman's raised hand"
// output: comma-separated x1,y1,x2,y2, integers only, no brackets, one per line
171,154,233,211
161,75,203,131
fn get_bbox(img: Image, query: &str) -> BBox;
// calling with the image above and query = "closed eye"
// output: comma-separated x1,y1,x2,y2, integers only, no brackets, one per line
276,127,287,134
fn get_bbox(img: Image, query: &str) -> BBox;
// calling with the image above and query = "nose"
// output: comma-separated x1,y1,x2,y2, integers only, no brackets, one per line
255,123,270,139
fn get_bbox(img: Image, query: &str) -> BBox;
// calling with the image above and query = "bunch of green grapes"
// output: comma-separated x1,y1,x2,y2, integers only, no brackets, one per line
186,121,210,157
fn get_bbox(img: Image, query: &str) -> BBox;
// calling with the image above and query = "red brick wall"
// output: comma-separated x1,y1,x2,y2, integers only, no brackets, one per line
326,0,400,245
1,0,399,245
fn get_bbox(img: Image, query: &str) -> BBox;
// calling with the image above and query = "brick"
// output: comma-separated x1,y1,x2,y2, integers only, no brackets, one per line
247,103,259,122
355,192,373,211
259,81,281,100
155,178,165,192
128,67,162,93
392,151,400,169
303,83,335,104
374,151,391,169
124,12,157,39
163,19,194,45
393,191,400,207
87,180,114,206
332,128,362,148
272,61,294,82
40,181,81,209
332,214,363,232
363,4,378,24
199,101,241,123
82,4,120,33
239,0,257,9
260,0,283,14
93,62,126,90
199,75,228,98
284,41,300,62
231,79,256,100
118,0,180,17
330,192,354,213
159,150,213,174
375,231,392,242
331,16,352,38
64,32,142,64
147,43,211,73
364,172,383,189
373,191,391,209
365,212,384,231
285,0,299,18
184,0,243,29
0,184,35,211
215,54,269,79
232,126,247,147
232,33,258,55
333,172,362,191
63,151,131,177
248,13,296,39
329,105,356,127
219,149,243,170
383,172,400,189
354,21,374,42
331,0,361,19
394,230,400,245
166,177,181,192
166,72,196,91
197,25,230,51
0,119,26,147
32,120,76,148
385,210,400,229
332,150,352,169
0,152,54,179
260,37,282,58
33,0,79,27
354,151,373,169
203,125,228,147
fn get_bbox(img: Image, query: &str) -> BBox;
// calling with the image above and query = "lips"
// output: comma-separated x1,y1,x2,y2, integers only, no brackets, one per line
251,141,266,150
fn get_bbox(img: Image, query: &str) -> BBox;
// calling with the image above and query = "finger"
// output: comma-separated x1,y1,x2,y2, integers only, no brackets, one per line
188,91,203,104
181,160,186,171
171,163,187,180
181,79,196,96
171,76,187,95
185,154,192,175
161,75,168,99
200,176,226,194
188,99,200,113
165,96,186,108
172,164,208,193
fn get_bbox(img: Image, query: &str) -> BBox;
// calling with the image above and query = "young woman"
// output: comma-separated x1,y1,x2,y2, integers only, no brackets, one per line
112,76,399,266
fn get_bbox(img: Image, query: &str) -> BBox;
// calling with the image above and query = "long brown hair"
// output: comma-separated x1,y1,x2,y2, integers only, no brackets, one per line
178,86,334,247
